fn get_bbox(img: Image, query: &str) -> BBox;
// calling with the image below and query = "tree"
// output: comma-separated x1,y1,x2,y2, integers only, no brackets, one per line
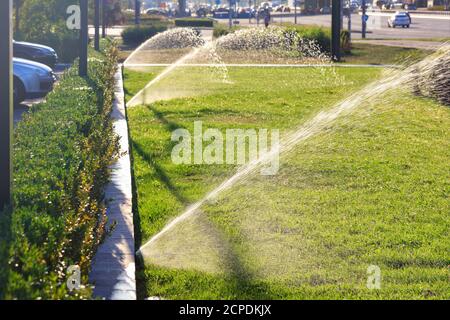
13,0,25,33
17,0,80,61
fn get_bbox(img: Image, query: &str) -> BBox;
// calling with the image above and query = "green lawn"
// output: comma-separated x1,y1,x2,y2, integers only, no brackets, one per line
125,65,449,299
341,43,432,65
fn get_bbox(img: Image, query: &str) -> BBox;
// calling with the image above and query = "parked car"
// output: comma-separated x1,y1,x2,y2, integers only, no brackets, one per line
275,5,291,12
13,58,56,104
388,12,410,28
320,6,331,14
13,40,58,69
213,7,232,19
404,3,416,10
237,7,254,18
145,8,167,16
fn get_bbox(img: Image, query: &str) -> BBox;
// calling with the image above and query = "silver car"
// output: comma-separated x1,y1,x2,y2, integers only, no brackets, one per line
388,12,410,28
13,58,56,104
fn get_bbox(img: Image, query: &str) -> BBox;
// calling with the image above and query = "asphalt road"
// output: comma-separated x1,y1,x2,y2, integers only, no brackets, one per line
220,13,450,40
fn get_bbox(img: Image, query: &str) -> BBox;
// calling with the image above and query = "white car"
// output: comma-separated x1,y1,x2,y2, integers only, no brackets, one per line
388,12,410,28
13,58,56,104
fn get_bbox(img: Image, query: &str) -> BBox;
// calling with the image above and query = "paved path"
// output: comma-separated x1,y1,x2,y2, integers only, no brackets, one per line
89,66,136,300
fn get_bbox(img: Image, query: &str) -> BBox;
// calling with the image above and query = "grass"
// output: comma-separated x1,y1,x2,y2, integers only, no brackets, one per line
341,43,432,65
125,65,449,299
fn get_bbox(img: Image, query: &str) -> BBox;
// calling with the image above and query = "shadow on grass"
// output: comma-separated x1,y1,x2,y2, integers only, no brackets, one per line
131,104,274,299
131,139,189,205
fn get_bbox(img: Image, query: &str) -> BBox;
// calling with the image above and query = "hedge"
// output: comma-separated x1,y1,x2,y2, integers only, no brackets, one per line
122,24,169,45
0,40,120,299
174,18,216,28
213,24,241,38
215,24,351,54
284,25,332,53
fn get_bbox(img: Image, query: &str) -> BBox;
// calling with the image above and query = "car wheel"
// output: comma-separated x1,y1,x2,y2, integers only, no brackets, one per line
13,77,25,105
407,25,410,28
393,24,396,28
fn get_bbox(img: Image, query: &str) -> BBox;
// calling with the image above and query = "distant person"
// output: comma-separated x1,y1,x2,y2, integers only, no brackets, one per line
264,9,271,28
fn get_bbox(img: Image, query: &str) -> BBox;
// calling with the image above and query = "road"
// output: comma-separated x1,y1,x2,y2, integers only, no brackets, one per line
220,13,450,40
94,11,449,41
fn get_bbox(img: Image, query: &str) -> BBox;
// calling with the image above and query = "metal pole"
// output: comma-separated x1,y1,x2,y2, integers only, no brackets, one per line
79,0,88,77
362,0,367,39
94,0,100,51
348,7,352,43
229,0,232,29
331,0,341,61
294,1,298,25
135,0,141,25
0,0,13,211
102,0,106,38
249,0,252,25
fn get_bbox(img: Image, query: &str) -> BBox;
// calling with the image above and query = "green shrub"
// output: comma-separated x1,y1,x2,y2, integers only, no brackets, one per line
284,25,332,53
124,11,173,25
175,18,215,28
284,25,351,54
427,5,447,11
0,41,120,300
122,24,168,45
213,24,241,38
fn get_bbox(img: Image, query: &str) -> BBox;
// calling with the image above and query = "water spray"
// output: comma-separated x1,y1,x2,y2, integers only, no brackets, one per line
137,45,450,257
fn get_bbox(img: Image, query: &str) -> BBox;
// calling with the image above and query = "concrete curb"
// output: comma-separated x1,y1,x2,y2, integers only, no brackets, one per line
89,65,136,300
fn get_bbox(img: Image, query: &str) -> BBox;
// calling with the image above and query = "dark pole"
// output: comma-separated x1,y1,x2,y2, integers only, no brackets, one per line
79,0,88,77
102,0,106,38
178,0,186,17
362,0,367,39
229,0,232,29
294,0,298,24
135,0,141,25
348,7,352,43
331,0,341,61
0,0,13,211
95,0,100,51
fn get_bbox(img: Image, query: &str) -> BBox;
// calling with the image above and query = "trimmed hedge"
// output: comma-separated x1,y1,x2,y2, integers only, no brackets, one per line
284,25,332,53
175,18,215,28
213,24,241,38
0,41,119,299
215,24,350,54
122,24,169,45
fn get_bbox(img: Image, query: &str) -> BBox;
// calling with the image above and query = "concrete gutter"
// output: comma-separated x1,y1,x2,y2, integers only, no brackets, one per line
89,65,136,300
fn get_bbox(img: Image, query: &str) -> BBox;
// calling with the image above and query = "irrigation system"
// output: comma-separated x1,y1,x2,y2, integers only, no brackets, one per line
0,0,342,211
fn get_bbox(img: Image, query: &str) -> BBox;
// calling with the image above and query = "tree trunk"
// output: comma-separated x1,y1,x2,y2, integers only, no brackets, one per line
15,4,19,32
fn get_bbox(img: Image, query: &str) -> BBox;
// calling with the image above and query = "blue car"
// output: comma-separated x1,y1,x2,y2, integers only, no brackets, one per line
13,40,58,69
